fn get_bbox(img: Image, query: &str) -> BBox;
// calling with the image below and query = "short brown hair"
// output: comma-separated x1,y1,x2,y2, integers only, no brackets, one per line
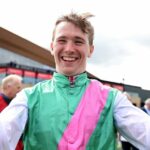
52,12,94,45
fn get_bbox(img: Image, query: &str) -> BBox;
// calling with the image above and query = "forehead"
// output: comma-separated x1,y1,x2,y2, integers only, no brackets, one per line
54,22,87,39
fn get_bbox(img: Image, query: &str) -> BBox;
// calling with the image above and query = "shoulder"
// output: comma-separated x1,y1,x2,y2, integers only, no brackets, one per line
23,79,55,100
90,79,119,103
141,107,147,112
24,79,52,94
90,79,118,93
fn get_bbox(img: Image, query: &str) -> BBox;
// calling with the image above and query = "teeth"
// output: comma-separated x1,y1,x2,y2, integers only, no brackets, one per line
63,57,76,61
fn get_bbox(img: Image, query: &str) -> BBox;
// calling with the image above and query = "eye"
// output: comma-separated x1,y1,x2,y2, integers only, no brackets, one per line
56,37,67,44
58,39,66,44
75,40,84,45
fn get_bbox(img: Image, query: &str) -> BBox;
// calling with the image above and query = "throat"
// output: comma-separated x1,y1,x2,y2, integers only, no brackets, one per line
68,76,76,87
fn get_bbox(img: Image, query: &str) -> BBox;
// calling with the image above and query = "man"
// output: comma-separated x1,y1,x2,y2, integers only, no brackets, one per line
0,12,150,150
0,74,23,111
142,98,150,115
0,74,23,150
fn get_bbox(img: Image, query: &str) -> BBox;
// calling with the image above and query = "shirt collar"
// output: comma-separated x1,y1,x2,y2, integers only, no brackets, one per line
0,93,11,104
52,72,89,87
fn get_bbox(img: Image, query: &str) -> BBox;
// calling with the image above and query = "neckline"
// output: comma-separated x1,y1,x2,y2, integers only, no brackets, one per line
53,72,88,87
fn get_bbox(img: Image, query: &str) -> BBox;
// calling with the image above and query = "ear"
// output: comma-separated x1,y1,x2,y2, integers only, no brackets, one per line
50,42,54,55
87,45,94,58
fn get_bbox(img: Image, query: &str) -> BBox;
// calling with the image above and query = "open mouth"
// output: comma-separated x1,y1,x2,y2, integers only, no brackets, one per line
61,56,78,62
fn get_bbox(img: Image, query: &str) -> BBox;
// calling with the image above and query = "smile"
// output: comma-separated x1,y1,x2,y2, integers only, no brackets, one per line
62,56,78,62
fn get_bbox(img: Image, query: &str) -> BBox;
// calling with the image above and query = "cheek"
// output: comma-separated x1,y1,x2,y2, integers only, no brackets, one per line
84,49,90,58
53,44,62,53
53,50,61,62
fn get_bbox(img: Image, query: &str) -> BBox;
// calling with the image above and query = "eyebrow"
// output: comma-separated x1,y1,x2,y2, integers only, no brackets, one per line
56,35,86,43
57,34,85,39
74,36,85,41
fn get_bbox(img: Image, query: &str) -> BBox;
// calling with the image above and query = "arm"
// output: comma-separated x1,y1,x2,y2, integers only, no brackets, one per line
114,91,150,150
0,90,28,150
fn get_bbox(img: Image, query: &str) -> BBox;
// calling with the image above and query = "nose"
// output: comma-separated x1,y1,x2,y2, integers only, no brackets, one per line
64,41,74,52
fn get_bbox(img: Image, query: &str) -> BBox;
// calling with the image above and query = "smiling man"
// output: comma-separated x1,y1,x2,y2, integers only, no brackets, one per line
50,16,94,76
0,12,150,150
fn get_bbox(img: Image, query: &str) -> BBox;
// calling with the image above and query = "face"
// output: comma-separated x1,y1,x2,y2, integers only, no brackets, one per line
8,79,22,99
51,22,94,76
